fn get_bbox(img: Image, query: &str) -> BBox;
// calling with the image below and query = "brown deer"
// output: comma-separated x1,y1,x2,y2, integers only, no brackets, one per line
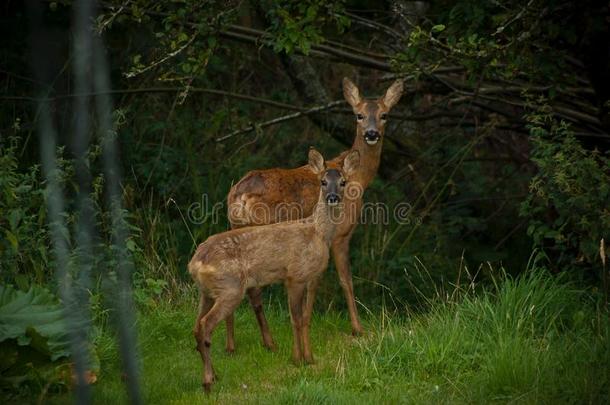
225,78,404,351
189,149,359,392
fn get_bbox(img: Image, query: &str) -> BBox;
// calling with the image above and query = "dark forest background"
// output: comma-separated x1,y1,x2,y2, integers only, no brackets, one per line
0,0,609,400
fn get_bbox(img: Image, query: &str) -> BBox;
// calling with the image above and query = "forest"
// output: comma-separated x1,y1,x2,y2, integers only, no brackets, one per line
1,0,609,403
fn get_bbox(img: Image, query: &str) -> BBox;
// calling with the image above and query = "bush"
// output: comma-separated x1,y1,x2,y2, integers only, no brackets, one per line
0,139,50,287
521,110,610,283
0,285,73,397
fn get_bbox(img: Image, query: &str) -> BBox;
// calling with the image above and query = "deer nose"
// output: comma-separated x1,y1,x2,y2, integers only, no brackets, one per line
326,193,340,206
364,130,380,144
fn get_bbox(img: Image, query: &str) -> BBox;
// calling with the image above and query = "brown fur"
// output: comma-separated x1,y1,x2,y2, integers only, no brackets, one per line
225,78,404,350
189,150,359,392
229,167,320,225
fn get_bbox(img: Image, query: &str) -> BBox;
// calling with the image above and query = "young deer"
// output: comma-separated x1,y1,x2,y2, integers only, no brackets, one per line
225,78,403,351
189,149,360,392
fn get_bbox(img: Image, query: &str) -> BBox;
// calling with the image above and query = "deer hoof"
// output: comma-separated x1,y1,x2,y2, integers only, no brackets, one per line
264,342,277,352
202,373,216,393
351,327,364,337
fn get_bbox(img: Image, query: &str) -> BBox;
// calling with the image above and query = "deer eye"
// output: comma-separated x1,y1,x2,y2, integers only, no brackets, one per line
321,180,327,186
356,114,364,121
380,113,388,121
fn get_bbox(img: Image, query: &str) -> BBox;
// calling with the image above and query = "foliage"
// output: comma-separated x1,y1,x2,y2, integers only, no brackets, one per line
266,0,349,54
0,135,141,289
1,1,609,399
0,284,71,395
0,138,50,287
398,0,593,84
23,0,602,300
97,0,241,83
132,276,169,308
0,285,71,360
521,109,610,278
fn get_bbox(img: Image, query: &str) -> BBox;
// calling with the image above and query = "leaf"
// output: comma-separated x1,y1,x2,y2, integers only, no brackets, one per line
4,230,18,252
126,238,139,253
0,285,70,361
8,209,22,230
432,24,446,32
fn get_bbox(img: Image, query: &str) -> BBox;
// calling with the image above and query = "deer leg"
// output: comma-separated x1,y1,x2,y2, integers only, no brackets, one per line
286,281,306,365
193,292,212,351
225,313,235,353
247,287,275,351
302,277,320,364
332,236,363,336
198,292,243,393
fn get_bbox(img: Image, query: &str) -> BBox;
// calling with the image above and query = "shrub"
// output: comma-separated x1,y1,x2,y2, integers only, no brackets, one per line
521,110,610,284
0,285,73,397
0,139,49,287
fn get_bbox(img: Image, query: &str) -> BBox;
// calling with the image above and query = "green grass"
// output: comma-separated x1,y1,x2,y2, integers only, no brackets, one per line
47,272,609,404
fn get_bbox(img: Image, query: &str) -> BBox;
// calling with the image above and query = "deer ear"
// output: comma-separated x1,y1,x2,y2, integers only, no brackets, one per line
343,77,361,109
382,79,404,109
343,150,360,178
308,148,325,175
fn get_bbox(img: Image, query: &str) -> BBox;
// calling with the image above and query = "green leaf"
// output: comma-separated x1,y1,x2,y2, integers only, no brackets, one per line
8,209,21,230
432,24,446,32
0,285,70,361
126,238,139,253
4,230,18,252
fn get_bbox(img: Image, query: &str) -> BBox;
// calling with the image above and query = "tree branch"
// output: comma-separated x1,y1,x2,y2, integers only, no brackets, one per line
0,87,304,111
219,26,393,71
216,100,346,142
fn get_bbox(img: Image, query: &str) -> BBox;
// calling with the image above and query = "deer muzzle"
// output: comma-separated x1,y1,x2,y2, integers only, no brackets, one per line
326,193,341,206
364,130,380,145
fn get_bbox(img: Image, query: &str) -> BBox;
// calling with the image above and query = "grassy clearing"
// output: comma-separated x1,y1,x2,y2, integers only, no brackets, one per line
48,272,609,404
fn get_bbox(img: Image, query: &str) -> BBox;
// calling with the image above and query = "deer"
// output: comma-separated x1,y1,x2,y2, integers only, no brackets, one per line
189,148,360,392
224,78,404,352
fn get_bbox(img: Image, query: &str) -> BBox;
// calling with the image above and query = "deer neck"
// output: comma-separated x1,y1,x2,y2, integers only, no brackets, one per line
312,192,340,245
350,129,382,188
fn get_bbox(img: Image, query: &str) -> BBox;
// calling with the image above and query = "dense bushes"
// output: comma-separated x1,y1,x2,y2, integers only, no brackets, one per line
0,285,75,397
0,139,50,287
521,110,610,283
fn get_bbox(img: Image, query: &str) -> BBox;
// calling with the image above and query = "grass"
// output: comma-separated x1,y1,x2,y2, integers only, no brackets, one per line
46,271,609,404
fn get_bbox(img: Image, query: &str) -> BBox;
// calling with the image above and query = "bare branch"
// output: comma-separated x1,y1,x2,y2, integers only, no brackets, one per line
216,100,346,142
0,87,304,111
342,11,405,40
125,33,197,78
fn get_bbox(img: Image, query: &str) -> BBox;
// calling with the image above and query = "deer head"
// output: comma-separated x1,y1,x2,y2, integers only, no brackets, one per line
343,78,404,146
308,148,360,206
